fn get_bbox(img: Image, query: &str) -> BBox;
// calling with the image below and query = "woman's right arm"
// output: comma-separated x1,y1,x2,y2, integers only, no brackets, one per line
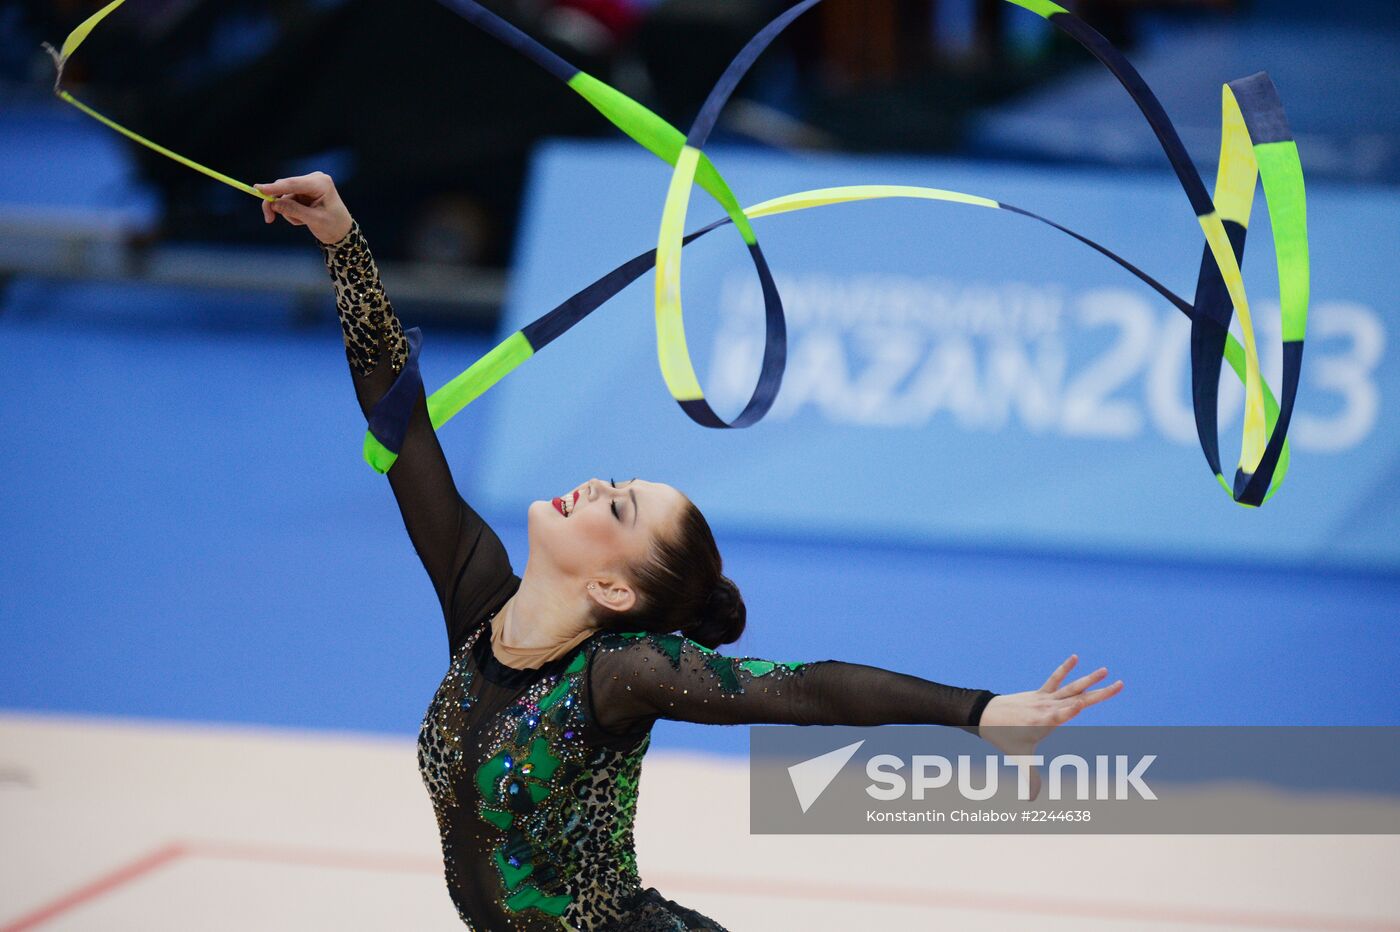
258,173,517,652
586,634,1122,799
586,632,998,732
587,634,1120,737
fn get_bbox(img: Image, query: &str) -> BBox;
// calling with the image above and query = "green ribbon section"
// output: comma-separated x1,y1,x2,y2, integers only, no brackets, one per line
428,330,533,431
1254,141,1309,343
1007,0,1069,16
567,73,756,245
363,431,399,475
364,329,535,474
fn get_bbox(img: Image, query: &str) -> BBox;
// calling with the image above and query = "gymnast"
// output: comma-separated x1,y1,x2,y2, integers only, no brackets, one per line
258,170,1124,931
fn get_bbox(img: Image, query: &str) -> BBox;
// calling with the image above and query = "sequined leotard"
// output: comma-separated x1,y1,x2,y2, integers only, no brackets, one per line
319,222,997,931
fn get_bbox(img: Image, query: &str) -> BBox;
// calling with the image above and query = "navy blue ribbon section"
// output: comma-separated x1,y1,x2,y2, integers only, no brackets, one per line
366,326,424,458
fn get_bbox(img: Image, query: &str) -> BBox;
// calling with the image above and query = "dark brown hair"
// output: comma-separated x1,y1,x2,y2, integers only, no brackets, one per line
609,497,746,649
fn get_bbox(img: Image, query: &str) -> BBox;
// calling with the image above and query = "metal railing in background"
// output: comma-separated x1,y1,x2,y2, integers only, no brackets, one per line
0,206,506,327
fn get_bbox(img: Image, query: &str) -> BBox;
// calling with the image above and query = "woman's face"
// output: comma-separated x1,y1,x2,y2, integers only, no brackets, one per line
527,477,687,599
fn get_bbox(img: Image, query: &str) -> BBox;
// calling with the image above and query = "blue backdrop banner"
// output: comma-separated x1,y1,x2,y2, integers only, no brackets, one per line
477,140,1397,571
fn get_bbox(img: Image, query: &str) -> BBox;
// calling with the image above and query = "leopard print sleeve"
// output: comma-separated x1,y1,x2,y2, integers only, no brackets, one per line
312,219,509,651
318,220,409,377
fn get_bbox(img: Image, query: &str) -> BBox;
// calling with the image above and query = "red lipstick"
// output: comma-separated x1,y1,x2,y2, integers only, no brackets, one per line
551,490,581,517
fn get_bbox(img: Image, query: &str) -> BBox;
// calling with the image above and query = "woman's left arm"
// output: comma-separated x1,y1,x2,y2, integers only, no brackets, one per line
257,174,517,654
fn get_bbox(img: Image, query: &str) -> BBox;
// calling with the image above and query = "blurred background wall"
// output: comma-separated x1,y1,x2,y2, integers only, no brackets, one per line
2,0,1397,757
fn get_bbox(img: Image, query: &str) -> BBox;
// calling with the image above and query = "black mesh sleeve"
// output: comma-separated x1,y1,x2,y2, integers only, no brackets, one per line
586,633,995,736
319,222,517,655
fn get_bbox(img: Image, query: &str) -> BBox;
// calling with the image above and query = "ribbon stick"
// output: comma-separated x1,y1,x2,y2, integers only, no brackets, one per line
43,0,272,202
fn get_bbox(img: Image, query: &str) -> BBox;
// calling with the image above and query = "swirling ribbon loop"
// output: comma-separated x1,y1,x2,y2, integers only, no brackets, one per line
418,0,1308,506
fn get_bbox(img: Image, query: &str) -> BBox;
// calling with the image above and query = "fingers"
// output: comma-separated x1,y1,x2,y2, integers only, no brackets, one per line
255,173,330,198
261,198,275,225
1079,680,1125,709
1054,667,1108,699
1040,654,1078,693
1054,680,1125,725
270,196,311,226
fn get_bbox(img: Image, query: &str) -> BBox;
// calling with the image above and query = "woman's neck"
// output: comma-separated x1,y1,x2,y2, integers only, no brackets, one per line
490,568,598,669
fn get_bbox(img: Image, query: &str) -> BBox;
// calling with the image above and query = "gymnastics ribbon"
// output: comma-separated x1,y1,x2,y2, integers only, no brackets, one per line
49,0,1307,505
42,0,273,202
399,0,1306,506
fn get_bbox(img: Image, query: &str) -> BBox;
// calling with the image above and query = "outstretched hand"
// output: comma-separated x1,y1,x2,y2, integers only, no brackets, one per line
256,172,353,246
978,655,1124,799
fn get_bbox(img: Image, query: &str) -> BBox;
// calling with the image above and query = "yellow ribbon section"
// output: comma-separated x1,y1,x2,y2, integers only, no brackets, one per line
1197,211,1266,475
654,175,1005,405
58,92,271,201
1212,91,1259,226
48,0,272,202
746,185,999,219
654,145,706,401
1209,83,1276,475
57,0,127,62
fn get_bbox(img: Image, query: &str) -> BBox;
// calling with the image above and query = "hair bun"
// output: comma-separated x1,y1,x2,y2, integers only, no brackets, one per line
690,575,746,649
